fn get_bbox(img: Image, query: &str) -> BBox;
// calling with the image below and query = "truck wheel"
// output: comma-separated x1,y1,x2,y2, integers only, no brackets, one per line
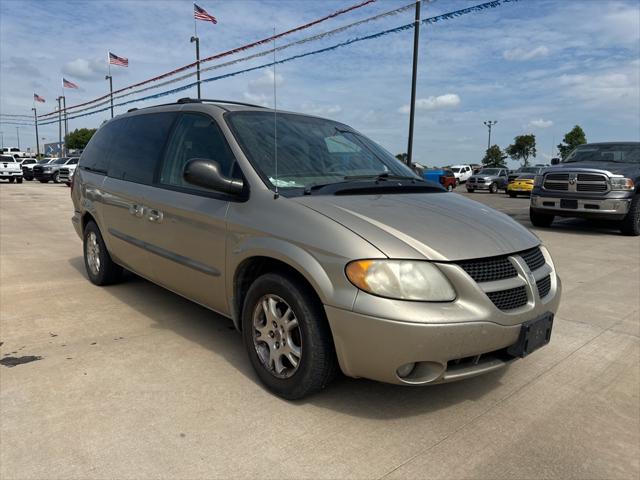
83,221,123,285
447,184,453,191
508,192,517,198
620,195,640,236
16,177,23,184
39,179,48,183
455,178,460,186
242,272,338,400
8,178,15,183
489,183,498,194
530,208,554,227
467,188,475,193
53,172,60,183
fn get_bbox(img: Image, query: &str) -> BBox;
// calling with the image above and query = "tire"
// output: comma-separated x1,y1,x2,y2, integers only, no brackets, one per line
530,208,555,228
241,272,338,400
447,184,453,191
8,178,15,183
467,188,475,193
508,192,517,198
38,179,48,183
455,178,460,186
16,177,23,184
52,172,60,183
620,195,640,236
83,221,123,286
489,183,498,194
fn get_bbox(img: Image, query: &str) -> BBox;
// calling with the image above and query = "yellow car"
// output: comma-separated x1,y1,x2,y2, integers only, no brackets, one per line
507,174,536,197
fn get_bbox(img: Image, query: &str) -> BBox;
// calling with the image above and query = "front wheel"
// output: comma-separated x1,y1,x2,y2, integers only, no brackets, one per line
489,183,498,194
16,177,23,184
242,273,337,400
83,221,123,285
530,209,555,227
52,172,60,183
620,195,640,236
447,184,453,191
467,188,475,193
508,192,517,198
8,178,15,183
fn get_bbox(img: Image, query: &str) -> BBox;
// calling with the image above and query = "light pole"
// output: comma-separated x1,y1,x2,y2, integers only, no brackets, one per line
483,120,497,150
16,127,20,150
406,0,421,168
57,96,63,157
32,107,40,157
190,35,201,99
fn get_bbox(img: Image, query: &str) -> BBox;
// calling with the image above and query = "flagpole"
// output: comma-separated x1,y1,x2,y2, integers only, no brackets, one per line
106,52,114,118
62,95,68,155
406,0,421,168
32,105,40,158
57,95,62,158
191,10,201,99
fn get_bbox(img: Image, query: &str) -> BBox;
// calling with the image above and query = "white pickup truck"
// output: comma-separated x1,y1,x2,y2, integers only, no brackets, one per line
449,164,473,184
0,155,23,183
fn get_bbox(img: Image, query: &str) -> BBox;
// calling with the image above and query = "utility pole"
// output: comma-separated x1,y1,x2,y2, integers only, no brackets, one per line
484,120,497,150
32,107,40,157
57,96,63,157
105,74,114,118
16,127,20,150
62,96,68,155
406,0,421,167
191,35,201,99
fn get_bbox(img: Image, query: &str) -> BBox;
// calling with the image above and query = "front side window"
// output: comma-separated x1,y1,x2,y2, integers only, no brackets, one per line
226,111,415,191
159,113,237,191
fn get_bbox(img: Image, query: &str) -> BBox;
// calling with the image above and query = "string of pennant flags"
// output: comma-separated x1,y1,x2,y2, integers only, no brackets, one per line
4,0,520,131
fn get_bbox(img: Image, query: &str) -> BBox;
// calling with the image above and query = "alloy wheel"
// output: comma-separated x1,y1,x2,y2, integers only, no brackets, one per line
86,231,101,276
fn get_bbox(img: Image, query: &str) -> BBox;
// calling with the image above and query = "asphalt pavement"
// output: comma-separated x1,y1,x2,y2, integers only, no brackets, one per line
1,182,638,479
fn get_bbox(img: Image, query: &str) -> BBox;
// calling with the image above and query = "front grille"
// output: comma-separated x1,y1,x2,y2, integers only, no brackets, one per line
537,275,551,298
457,256,517,283
59,168,69,175
543,181,569,191
545,173,569,181
33,166,43,174
486,286,528,311
577,183,607,192
577,173,606,182
520,247,545,271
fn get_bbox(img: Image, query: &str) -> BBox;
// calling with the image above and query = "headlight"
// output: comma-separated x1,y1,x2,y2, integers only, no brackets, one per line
345,260,456,301
534,175,544,187
610,177,634,191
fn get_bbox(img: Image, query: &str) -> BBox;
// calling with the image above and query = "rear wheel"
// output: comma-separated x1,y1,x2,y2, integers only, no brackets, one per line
242,273,337,399
83,221,123,285
530,208,555,227
620,195,640,236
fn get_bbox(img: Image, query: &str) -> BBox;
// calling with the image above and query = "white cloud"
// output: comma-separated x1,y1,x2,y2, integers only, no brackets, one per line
243,70,284,107
300,103,342,116
62,58,106,81
398,94,460,114
529,119,554,128
503,46,550,61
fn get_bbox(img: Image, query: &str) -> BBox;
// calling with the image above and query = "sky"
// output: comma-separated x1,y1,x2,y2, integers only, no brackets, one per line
1,0,639,168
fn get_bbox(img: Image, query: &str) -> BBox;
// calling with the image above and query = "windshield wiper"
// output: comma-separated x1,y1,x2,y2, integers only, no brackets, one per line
343,172,422,182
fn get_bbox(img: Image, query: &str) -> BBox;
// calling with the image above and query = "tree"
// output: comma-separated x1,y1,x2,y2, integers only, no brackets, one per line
557,125,586,159
395,153,408,163
65,128,96,150
506,134,536,167
482,144,507,167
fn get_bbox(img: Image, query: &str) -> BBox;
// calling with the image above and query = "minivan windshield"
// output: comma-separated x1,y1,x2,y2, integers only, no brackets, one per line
564,144,640,163
227,111,417,190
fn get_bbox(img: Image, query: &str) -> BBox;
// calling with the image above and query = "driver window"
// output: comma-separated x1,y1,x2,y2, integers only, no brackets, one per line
160,113,237,189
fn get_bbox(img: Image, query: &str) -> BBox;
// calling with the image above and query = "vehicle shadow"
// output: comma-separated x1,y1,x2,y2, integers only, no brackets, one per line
530,217,626,236
68,256,509,419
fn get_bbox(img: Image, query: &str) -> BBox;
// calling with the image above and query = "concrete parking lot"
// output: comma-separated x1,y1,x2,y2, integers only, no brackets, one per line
1,181,638,480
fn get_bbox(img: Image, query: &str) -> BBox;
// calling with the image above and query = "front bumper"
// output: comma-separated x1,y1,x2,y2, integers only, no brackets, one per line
467,180,492,190
508,184,533,194
34,172,54,181
531,192,632,219
325,259,562,385
0,171,22,179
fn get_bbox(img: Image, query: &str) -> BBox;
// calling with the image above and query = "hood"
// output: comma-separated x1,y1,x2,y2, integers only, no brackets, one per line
293,192,539,261
548,162,639,177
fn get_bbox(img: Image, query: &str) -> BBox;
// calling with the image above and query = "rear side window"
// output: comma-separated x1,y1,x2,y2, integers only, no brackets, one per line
159,113,237,190
108,112,176,184
80,120,121,173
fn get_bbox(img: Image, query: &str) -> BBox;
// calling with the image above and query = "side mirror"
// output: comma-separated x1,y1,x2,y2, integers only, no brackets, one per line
551,157,560,165
183,158,244,195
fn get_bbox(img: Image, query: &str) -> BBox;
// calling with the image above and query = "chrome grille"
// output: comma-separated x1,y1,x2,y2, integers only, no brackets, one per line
545,173,569,181
577,173,606,182
543,181,568,191
543,171,609,194
520,247,545,271
537,275,551,298
486,286,528,311
457,256,517,283
577,183,607,192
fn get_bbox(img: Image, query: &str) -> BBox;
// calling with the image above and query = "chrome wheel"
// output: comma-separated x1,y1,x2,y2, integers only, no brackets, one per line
86,231,101,276
252,294,302,379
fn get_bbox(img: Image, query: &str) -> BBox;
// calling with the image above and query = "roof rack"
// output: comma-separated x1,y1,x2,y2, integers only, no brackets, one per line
176,97,267,109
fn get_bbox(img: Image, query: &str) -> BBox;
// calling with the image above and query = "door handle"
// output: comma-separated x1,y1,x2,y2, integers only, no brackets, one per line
129,204,144,217
147,209,164,223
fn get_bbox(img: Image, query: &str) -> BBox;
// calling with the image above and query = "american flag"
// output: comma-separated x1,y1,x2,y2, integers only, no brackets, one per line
33,93,45,103
62,78,78,89
194,3,217,24
109,52,129,67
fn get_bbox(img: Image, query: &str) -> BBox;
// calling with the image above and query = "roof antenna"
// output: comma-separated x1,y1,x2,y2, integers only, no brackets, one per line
272,26,279,199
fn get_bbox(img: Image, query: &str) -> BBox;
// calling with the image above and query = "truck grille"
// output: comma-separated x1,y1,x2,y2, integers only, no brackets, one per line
545,173,569,181
33,166,43,174
576,183,607,192
486,286,528,311
537,275,551,298
543,181,568,191
520,247,545,271
457,256,517,283
543,171,609,193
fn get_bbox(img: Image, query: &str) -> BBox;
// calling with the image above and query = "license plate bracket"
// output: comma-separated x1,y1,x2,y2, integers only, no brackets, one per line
560,199,578,209
508,313,553,358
